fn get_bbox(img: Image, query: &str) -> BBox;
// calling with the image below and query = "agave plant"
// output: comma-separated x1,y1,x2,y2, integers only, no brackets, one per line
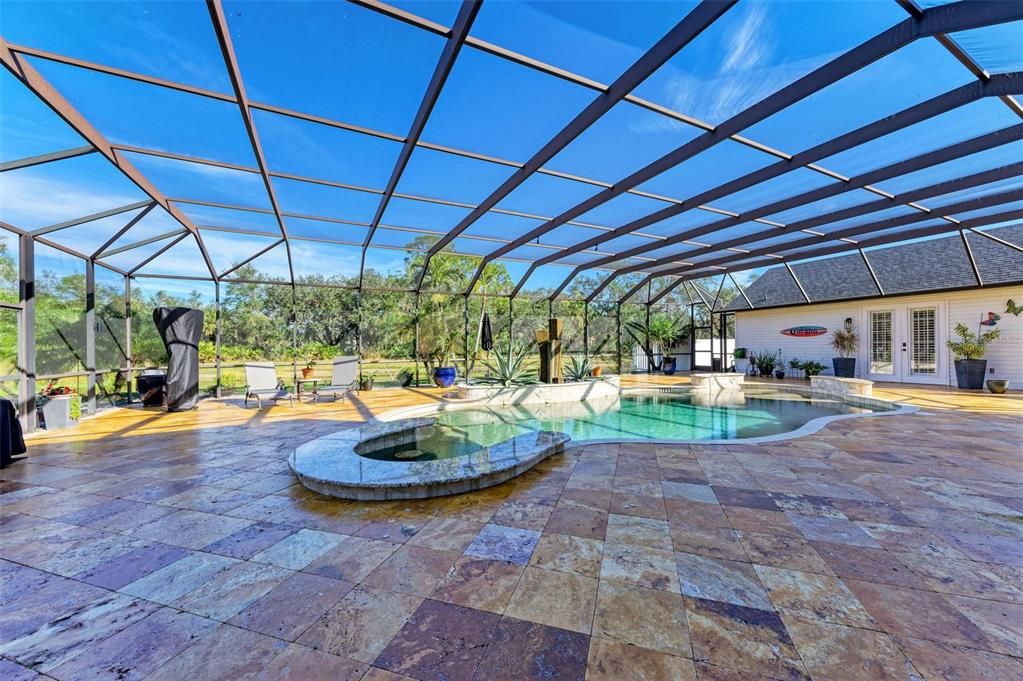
482,343,538,386
564,355,592,382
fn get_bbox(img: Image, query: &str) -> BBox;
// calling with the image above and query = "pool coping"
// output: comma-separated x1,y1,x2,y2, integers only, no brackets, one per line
289,417,569,500
370,384,920,446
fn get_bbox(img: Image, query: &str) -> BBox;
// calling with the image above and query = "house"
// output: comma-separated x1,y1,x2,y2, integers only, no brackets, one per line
726,226,1023,386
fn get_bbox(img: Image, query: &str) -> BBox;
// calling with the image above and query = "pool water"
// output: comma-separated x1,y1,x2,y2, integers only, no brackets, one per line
356,388,885,462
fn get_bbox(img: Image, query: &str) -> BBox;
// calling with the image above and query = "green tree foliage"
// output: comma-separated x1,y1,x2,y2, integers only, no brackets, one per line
0,237,710,385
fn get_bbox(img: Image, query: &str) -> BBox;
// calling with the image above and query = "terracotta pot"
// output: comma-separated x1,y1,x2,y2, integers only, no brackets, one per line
301,367,315,379
591,366,603,377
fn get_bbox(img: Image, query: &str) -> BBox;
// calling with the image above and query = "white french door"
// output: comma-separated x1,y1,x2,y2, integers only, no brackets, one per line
863,303,945,384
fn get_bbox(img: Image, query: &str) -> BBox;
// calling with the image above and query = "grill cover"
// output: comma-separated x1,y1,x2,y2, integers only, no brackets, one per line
153,307,204,411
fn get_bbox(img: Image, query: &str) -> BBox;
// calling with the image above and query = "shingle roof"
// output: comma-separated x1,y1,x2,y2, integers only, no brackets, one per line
725,224,1023,310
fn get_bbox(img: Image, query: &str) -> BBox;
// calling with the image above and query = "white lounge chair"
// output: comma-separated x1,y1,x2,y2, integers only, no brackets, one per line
313,356,359,402
243,362,294,408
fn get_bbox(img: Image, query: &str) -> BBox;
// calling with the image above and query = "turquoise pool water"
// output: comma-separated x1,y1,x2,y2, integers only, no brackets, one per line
356,388,885,462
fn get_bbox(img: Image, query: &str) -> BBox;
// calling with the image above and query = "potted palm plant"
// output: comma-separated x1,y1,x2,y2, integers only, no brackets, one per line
947,321,1000,389
831,318,858,378
625,316,686,374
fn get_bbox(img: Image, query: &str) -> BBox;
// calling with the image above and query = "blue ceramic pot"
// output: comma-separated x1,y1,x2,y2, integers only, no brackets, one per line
662,358,677,375
433,366,457,388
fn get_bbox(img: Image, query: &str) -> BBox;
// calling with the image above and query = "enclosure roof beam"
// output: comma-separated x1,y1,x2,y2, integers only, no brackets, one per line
99,229,189,259
127,232,191,276
632,189,1023,280
599,187,1023,303
969,227,1023,253
0,221,26,236
219,238,286,279
207,0,295,285
860,248,885,296
605,156,1023,278
470,4,1023,268
362,0,481,291
896,0,1023,118
115,141,675,238
786,262,811,304
577,124,1023,279
527,72,1022,276
417,0,738,288
30,200,152,237
6,43,738,205
0,145,96,173
0,39,219,279
31,235,127,276
91,202,157,259
728,273,755,310
619,277,653,307
960,229,984,286
685,280,713,308
663,209,1023,292
647,277,686,307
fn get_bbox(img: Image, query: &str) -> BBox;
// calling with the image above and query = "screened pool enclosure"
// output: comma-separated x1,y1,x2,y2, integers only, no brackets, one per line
1,0,1021,430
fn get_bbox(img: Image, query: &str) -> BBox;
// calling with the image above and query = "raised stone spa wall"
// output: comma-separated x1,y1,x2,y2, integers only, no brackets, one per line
689,372,745,392
810,375,873,398
289,417,570,500
454,376,620,406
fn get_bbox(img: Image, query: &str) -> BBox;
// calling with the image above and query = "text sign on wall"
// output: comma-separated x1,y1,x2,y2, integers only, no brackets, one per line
780,326,827,337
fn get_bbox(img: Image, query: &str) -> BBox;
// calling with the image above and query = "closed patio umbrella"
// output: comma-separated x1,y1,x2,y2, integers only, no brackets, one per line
480,312,494,352
153,307,204,411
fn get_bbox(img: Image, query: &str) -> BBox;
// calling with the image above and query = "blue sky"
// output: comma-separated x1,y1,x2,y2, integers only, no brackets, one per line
1,0,1019,295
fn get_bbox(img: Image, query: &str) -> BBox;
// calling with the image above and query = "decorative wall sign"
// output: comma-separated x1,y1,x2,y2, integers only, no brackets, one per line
980,312,1000,327
1006,299,1022,316
780,326,827,337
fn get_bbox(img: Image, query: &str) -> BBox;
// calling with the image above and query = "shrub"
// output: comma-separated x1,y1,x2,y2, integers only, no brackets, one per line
946,322,1000,360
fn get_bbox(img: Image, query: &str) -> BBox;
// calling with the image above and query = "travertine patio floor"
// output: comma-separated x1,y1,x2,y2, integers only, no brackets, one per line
1,376,1021,680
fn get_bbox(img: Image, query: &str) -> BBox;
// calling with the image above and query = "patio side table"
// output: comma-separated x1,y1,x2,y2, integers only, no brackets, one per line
295,379,319,399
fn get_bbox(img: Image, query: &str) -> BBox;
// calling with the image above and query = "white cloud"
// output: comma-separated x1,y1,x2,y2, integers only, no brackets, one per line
0,172,140,229
720,3,770,75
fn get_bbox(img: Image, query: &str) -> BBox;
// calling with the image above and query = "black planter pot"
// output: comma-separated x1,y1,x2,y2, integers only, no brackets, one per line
662,358,677,376
832,358,856,378
774,369,785,380
954,359,987,389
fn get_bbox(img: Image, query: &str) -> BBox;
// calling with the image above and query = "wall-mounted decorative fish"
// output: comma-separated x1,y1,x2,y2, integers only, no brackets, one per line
780,326,827,337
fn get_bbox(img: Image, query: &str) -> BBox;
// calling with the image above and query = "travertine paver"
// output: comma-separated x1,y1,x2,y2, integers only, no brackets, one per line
1,377,1020,679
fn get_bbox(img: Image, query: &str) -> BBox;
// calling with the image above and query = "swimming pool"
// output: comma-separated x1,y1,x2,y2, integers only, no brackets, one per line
356,387,891,462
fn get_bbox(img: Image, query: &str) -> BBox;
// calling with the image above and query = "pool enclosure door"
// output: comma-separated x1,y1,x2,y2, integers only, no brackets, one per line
862,304,945,385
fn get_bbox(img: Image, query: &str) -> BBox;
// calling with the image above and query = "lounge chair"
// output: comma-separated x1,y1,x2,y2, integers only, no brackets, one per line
313,356,359,402
243,362,294,408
